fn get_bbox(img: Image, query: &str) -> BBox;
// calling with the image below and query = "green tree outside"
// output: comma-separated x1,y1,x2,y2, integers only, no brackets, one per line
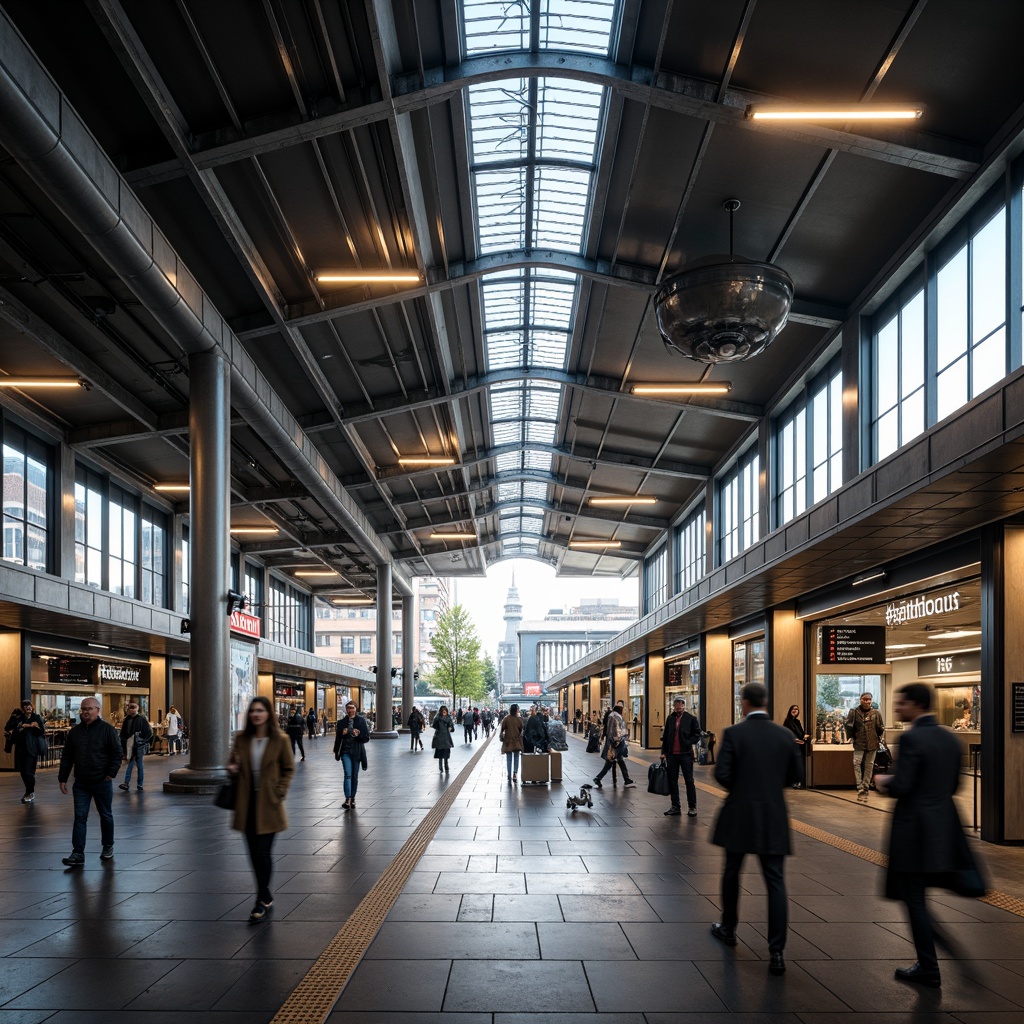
481,654,497,698
429,604,485,709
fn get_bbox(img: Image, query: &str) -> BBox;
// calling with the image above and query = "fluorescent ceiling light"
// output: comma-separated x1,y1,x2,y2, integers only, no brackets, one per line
852,569,887,586
929,629,981,641
589,496,658,506
0,376,85,388
316,272,420,283
88,643,110,650
885,643,926,651
332,597,374,606
154,484,190,493
569,539,622,549
230,526,280,535
748,102,923,122
397,456,457,467
294,570,340,578
631,383,732,395
430,532,477,540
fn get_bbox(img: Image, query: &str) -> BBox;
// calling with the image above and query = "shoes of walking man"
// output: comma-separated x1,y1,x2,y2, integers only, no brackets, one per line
895,963,941,987
710,922,737,946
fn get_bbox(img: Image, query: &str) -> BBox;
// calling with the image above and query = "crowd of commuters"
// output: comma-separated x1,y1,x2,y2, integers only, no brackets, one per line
13,679,985,986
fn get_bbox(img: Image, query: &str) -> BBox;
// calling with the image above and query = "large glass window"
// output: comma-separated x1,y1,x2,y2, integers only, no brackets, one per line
341,636,354,655
733,636,766,723
181,528,190,615
643,545,667,613
74,468,104,589
109,485,137,598
140,510,166,606
719,449,760,564
359,636,372,655
775,364,842,526
2,424,50,571
675,506,706,593
266,577,311,650
873,287,925,462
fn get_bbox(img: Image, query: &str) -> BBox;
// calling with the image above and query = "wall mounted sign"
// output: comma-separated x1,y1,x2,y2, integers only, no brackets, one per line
917,651,981,677
819,625,887,664
98,663,142,684
885,590,960,626
229,609,261,640
1013,683,1024,734
523,682,542,695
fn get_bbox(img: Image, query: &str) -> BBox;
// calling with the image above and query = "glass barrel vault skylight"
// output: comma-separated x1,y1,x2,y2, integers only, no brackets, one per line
460,0,615,558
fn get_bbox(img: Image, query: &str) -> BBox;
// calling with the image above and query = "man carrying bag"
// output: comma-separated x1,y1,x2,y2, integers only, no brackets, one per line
660,697,702,817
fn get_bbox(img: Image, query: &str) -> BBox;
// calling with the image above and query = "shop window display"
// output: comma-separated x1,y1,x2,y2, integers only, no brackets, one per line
814,674,882,743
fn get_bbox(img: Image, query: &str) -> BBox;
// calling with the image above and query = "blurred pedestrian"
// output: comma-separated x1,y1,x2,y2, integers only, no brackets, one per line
5,699,46,804
286,706,306,761
500,703,524,783
432,705,454,774
781,705,810,788
228,696,295,922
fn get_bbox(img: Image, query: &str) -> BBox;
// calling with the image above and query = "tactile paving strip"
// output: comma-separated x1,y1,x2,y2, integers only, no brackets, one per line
270,736,495,1024
694,777,1023,917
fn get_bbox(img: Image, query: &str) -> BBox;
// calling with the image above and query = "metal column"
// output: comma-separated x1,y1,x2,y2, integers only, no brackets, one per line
401,594,415,727
372,562,397,737
167,349,230,792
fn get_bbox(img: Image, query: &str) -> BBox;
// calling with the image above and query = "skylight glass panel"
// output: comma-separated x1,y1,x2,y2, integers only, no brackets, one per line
498,483,522,502
524,386,561,418
533,165,591,251
485,330,524,370
522,482,548,500
490,383,526,415
482,276,525,328
526,420,557,443
475,167,527,253
525,451,552,470
496,452,521,473
462,0,616,57
530,329,569,368
536,80,604,160
493,421,524,445
468,82,530,163
532,277,577,329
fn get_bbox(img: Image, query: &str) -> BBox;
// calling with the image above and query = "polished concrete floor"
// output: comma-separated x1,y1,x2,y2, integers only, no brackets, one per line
1,728,1022,1023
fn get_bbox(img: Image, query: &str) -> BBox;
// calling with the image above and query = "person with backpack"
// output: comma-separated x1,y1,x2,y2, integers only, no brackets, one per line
660,697,702,816
408,706,425,751
118,701,153,792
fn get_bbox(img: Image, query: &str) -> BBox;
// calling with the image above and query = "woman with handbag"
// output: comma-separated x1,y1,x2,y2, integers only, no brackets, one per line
333,700,370,808
431,705,455,774
227,696,295,922
499,703,525,783
5,699,47,803
781,705,810,788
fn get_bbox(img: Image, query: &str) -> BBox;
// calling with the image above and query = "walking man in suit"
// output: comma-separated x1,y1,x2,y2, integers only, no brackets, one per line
875,682,984,988
710,682,803,975
660,697,701,816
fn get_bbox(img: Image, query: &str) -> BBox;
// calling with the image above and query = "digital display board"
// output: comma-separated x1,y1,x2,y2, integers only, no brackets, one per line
819,625,886,665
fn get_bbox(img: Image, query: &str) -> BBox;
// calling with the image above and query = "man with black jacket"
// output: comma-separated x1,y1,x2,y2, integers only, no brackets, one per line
118,701,153,791
660,698,701,816
5,699,47,803
58,698,123,865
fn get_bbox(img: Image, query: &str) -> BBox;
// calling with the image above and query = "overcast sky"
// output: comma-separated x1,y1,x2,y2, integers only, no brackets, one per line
450,559,639,663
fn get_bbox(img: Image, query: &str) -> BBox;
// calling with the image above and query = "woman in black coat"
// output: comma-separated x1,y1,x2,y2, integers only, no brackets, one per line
781,705,810,788
431,705,455,774
5,700,47,803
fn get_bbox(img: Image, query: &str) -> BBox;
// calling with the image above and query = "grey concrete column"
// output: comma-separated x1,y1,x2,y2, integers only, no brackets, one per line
372,561,398,737
401,594,415,727
166,348,231,792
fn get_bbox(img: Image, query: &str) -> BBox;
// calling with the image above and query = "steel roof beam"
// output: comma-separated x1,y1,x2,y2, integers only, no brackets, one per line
153,53,978,180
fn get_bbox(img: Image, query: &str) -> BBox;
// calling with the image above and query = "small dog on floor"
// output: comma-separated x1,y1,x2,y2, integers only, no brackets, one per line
566,783,593,813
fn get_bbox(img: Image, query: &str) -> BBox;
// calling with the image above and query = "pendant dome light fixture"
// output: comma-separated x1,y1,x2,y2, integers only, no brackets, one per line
654,199,794,364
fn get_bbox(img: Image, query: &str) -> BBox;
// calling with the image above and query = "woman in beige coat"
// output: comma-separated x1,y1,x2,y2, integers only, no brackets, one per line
228,696,295,922
500,703,525,784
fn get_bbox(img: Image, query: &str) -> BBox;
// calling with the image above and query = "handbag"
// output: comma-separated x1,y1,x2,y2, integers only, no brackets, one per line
648,762,671,796
213,778,237,810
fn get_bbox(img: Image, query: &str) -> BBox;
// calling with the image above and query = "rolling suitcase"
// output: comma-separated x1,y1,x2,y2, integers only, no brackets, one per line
521,752,550,785
548,750,562,781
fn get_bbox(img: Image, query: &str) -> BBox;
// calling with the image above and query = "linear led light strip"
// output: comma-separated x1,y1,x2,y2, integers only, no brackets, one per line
748,103,923,121
430,532,476,540
397,456,457,467
229,527,279,535
631,383,732,395
589,496,657,506
0,376,86,387
569,539,622,549
315,272,420,283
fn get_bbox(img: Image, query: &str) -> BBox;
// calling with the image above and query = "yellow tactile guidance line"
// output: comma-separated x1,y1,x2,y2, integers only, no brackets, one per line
270,735,495,1024
694,777,1024,917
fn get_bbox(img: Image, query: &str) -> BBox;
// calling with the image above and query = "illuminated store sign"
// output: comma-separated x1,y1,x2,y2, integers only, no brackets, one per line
230,609,261,640
885,590,960,626
98,663,142,684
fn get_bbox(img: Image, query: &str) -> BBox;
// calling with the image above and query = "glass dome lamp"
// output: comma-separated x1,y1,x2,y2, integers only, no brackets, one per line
654,200,794,364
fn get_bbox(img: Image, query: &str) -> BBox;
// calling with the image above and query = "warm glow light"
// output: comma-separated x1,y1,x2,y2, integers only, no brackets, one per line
229,527,280,535
294,570,340,577
397,456,457,467
332,597,375,605
430,532,477,540
885,643,926,650
928,630,981,641
569,539,623,549
154,484,190,493
631,383,733,395
748,103,923,122
316,272,421,283
0,376,85,388
589,496,658,506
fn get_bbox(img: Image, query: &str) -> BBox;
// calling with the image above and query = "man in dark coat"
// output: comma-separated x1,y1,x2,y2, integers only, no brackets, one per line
286,706,306,761
58,698,123,865
659,697,701,816
710,682,803,976
5,699,47,803
875,682,984,988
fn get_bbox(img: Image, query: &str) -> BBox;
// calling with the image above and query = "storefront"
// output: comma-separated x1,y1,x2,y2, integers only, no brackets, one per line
803,568,981,792
731,623,766,723
627,665,645,741
665,650,700,727
230,609,261,734
274,677,307,725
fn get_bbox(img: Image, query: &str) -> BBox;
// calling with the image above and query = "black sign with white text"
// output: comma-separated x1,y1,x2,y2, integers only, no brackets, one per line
819,625,887,665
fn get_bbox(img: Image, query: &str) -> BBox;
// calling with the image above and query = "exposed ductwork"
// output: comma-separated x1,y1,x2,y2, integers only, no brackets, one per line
0,12,412,597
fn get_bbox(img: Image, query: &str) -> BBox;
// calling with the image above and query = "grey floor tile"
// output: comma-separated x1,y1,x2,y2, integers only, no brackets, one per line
445,960,592,1012
538,922,636,960
340,959,448,1012
6,958,177,1010
365,921,538,960
559,894,660,922
123,958,251,1010
212,959,316,1010
493,894,565,922
434,872,525,894
10,920,164,958
588,959,727,1012
386,894,462,922
0,958,76,1005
